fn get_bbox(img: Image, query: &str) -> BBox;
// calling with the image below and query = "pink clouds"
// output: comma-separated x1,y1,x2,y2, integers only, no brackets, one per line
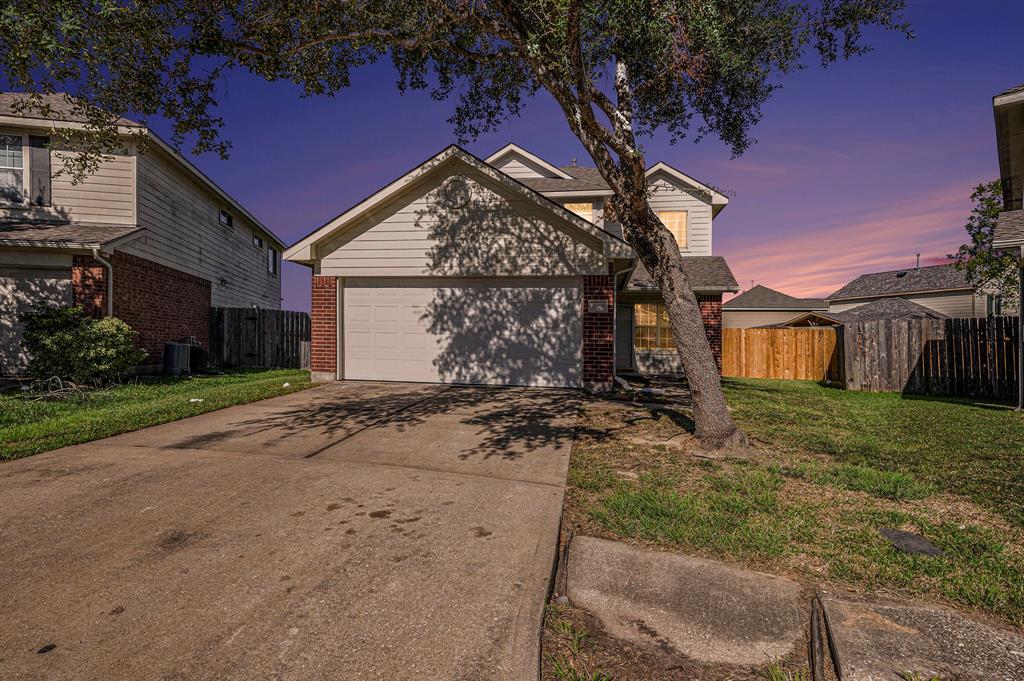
722,181,976,299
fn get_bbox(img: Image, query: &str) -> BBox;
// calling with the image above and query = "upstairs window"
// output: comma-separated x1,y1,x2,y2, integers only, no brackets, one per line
657,210,687,247
634,303,675,350
28,136,51,206
267,246,279,276
563,201,594,223
0,133,24,204
253,232,263,249
219,208,234,229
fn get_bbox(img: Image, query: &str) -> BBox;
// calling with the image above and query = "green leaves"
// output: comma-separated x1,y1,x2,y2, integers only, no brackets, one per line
950,180,1020,308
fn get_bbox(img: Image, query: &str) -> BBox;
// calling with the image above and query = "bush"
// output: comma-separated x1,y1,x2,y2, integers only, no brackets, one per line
19,306,147,385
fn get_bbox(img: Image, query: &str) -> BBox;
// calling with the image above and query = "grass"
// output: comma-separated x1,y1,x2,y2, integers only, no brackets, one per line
0,369,315,460
565,382,1024,627
722,378,1024,524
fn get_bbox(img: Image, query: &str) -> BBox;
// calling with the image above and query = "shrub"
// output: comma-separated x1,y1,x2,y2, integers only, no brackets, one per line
19,306,147,385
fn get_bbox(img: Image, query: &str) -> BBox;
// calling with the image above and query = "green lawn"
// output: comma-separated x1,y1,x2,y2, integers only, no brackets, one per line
566,379,1024,627
0,369,315,460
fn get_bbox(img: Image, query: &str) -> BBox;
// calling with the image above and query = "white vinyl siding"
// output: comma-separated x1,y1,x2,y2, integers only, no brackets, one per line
723,310,825,329
489,155,560,179
318,166,605,278
828,291,986,318
130,148,281,308
342,277,582,387
645,172,713,255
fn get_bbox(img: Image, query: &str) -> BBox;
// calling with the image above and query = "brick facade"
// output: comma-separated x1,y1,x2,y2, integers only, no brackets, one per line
698,293,724,372
582,272,615,390
310,275,338,379
71,252,211,365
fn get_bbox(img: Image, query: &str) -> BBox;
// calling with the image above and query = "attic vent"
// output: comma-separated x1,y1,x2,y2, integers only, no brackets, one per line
895,271,907,278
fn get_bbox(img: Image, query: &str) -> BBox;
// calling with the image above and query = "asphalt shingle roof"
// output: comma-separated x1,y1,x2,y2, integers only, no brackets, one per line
628,256,738,293
994,210,1024,246
0,92,139,126
828,263,972,300
517,166,610,193
0,220,143,249
724,284,828,310
831,297,949,323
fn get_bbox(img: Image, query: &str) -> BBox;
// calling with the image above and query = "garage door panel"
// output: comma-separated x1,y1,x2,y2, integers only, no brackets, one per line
343,278,581,387
1,267,72,376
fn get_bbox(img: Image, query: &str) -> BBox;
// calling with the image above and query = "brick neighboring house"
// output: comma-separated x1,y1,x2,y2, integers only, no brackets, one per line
0,93,286,375
285,144,739,390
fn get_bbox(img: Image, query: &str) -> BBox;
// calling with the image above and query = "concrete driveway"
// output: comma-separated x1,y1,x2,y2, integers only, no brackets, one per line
0,382,579,681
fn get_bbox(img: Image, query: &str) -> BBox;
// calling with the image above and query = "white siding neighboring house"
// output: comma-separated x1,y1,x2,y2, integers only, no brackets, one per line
827,264,994,319
286,143,739,389
0,92,284,375
723,285,829,329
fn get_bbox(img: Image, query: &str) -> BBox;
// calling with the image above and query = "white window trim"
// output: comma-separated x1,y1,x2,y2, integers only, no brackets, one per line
656,209,688,249
0,130,29,207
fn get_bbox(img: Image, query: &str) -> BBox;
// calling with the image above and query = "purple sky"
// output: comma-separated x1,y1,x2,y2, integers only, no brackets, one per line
158,1,1024,311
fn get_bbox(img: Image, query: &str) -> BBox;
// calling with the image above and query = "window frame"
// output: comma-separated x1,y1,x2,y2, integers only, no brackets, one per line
218,207,234,229
656,209,688,248
253,232,264,249
633,303,676,350
267,246,279,276
563,201,594,223
0,130,27,206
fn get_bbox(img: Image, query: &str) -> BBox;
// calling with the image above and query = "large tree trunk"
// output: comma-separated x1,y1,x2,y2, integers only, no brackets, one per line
613,192,748,450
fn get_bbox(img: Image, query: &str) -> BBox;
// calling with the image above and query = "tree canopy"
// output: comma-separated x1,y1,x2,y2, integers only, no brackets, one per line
951,180,1021,310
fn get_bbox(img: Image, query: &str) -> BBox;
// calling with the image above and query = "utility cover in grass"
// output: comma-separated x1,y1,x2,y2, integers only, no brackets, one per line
878,528,943,556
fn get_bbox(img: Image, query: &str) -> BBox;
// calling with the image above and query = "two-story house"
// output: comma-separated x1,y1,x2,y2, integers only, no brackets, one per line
0,93,286,375
284,143,738,389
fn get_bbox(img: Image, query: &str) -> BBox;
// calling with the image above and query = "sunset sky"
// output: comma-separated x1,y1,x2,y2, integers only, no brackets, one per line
147,0,1024,311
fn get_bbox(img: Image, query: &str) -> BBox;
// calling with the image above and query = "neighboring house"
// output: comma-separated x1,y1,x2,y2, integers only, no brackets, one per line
827,263,994,318
781,297,948,327
284,143,738,389
722,285,828,329
0,93,285,375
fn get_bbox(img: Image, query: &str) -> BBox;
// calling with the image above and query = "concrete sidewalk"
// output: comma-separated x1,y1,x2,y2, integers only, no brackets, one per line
0,382,579,680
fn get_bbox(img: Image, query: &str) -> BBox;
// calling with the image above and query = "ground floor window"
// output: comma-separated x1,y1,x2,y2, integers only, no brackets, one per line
634,303,675,350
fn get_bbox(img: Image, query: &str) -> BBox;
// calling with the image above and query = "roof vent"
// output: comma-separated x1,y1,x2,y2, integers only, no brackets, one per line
896,271,907,278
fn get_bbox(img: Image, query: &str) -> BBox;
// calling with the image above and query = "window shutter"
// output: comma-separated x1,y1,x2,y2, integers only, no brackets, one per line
28,136,50,206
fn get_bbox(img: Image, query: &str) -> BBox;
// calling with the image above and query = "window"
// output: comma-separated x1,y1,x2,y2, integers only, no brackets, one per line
657,210,687,247
28,136,51,206
267,246,279,276
253,232,263,249
563,201,594,223
634,303,675,350
0,133,24,203
219,208,234,229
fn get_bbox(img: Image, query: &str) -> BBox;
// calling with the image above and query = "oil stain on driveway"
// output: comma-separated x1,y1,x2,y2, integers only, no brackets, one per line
0,382,580,680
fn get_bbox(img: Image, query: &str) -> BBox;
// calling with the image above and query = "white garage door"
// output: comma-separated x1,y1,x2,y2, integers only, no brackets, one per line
343,278,582,387
1,267,72,376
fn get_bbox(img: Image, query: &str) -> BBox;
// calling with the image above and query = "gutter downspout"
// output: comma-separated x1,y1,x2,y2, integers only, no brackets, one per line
91,248,114,317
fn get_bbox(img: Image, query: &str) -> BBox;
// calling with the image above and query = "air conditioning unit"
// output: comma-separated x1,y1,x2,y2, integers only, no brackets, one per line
163,342,191,376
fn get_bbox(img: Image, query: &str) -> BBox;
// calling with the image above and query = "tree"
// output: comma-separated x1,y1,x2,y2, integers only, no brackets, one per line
951,180,1020,311
1,0,910,448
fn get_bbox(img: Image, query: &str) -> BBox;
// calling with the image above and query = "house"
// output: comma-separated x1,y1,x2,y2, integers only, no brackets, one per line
992,83,1024,409
0,93,285,375
780,297,948,327
722,285,829,329
827,263,993,318
283,143,739,389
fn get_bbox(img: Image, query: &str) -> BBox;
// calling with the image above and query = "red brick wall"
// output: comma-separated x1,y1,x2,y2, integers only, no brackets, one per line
311,276,338,377
71,252,211,365
698,294,724,372
71,256,107,319
582,273,615,389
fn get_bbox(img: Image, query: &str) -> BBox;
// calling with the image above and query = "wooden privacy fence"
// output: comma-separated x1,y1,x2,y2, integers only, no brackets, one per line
723,327,841,382
844,316,1019,399
208,307,311,369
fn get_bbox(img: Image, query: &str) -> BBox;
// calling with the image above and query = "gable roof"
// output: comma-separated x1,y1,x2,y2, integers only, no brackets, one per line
832,297,949,323
484,143,574,179
994,210,1024,247
0,92,141,127
995,84,1024,106
517,166,612,194
724,285,828,311
284,144,633,264
0,219,144,250
828,263,973,301
626,257,738,293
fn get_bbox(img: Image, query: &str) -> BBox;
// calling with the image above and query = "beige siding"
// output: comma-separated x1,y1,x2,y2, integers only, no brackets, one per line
829,291,985,318
723,310,820,328
131,148,281,308
645,173,713,255
0,137,136,225
490,155,557,179
319,167,605,277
